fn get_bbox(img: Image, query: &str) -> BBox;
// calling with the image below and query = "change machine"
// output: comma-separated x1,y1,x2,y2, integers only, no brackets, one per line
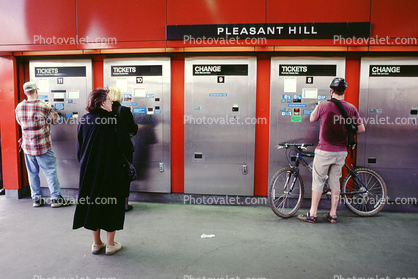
103,58,171,193
184,57,257,195
268,57,346,196
29,59,93,189
358,58,418,201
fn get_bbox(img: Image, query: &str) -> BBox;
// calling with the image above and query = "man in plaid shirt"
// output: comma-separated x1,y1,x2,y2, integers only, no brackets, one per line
16,81,70,208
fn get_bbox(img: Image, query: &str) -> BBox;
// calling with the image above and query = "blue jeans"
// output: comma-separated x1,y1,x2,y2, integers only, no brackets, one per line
24,149,61,200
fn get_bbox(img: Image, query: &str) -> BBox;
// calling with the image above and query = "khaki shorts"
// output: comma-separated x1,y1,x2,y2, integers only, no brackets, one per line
312,149,348,192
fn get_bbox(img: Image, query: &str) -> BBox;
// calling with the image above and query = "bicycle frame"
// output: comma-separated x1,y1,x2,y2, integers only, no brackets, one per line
290,147,370,197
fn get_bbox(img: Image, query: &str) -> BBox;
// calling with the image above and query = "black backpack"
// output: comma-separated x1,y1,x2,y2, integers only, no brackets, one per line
330,98,357,158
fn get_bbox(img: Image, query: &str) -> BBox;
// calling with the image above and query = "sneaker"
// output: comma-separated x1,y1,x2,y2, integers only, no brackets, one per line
125,205,133,212
50,195,71,208
298,212,318,223
32,198,45,207
324,212,337,224
106,242,122,255
91,242,106,254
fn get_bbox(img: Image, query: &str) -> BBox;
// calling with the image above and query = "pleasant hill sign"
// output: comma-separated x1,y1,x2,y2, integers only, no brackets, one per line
166,22,371,40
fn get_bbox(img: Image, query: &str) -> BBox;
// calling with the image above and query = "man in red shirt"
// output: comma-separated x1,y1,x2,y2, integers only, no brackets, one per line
299,78,365,223
15,81,69,208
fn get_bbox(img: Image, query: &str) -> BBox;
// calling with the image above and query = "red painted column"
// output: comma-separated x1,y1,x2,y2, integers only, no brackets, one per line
93,56,105,89
344,57,361,170
170,54,185,193
254,55,271,196
0,56,23,192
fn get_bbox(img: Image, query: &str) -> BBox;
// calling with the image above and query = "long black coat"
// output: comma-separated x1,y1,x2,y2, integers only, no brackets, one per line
73,109,133,232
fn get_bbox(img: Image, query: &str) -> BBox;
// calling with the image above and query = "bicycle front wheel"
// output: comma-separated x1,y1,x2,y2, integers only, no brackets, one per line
268,167,304,218
341,168,387,216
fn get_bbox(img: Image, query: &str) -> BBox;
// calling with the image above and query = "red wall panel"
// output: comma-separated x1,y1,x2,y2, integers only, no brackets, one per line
254,56,271,196
0,0,76,46
267,0,370,23
371,0,418,38
170,55,185,193
167,0,266,25
0,56,22,190
77,0,166,46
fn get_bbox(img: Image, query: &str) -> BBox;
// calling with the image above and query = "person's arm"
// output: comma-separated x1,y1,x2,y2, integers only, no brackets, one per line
310,102,321,122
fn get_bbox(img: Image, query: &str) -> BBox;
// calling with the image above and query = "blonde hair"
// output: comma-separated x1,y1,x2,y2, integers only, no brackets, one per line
108,86,123,103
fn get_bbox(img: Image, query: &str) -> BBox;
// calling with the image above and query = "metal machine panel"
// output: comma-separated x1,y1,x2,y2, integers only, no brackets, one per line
269,57,346,197
358,58,418,201
29,60,93,189
103,58,171,193
184,57,256,195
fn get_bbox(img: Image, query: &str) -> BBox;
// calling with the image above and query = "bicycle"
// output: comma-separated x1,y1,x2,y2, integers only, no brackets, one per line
268,143,387,218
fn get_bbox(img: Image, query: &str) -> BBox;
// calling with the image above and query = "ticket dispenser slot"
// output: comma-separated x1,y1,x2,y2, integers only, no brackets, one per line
184,57,256,196
29,59,93,189
104,58,171,193
268,57,346,198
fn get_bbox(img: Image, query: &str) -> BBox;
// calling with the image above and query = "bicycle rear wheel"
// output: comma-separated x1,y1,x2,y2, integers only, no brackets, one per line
268,167,304,218
341,168,387,216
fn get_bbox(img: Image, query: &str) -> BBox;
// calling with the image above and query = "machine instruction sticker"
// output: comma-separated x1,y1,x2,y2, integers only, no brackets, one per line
209,93,227,97
284,77,297,92
302,88,318,99
291,116,302,122
133,88,146,97
133,108,146,114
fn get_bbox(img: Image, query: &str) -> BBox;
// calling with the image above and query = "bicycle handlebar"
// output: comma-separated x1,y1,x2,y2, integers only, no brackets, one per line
277,143,314,150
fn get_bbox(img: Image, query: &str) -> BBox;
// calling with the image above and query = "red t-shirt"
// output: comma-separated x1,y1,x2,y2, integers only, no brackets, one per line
311,100,362,152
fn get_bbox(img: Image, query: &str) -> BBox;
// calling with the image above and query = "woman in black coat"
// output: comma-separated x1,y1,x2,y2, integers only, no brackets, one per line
109,86,138,211
73,88,133,255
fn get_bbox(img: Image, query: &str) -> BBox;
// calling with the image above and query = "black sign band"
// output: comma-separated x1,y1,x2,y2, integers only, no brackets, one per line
369,65,418,77
279,65,337,76
35,67,86,77
111,65,162,76
167,22,370,40
193,65,248,76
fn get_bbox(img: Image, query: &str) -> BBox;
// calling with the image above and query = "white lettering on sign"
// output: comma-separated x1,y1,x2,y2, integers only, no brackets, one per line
112,67,137,73
194,65,221,73
217,26,284,36
36,68,58,74
281,66,308,73
371,66,401,74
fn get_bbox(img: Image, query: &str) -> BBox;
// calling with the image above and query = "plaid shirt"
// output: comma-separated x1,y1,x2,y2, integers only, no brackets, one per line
15,100,60,156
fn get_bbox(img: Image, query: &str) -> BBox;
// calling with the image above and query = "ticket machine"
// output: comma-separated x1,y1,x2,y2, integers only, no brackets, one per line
29,59,93,189
268,57,346,197
358,58,418,201
184,57,257,195
103,58,171,193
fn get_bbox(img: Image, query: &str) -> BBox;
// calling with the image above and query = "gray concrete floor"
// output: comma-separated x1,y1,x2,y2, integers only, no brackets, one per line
0,196,417,279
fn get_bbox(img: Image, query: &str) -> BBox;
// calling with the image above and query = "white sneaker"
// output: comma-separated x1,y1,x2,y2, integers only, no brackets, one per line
91,242,106,254
106,242,122,255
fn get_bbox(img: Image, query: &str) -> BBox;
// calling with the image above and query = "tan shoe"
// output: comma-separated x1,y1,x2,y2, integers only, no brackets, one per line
106,242,122,255
91,242,106,254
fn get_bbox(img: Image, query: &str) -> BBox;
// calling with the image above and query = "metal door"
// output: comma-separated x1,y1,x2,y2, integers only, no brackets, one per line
103,58,171,193
358,58,418,201
184,57,257,195
269,57,346,197
29,59,93,189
